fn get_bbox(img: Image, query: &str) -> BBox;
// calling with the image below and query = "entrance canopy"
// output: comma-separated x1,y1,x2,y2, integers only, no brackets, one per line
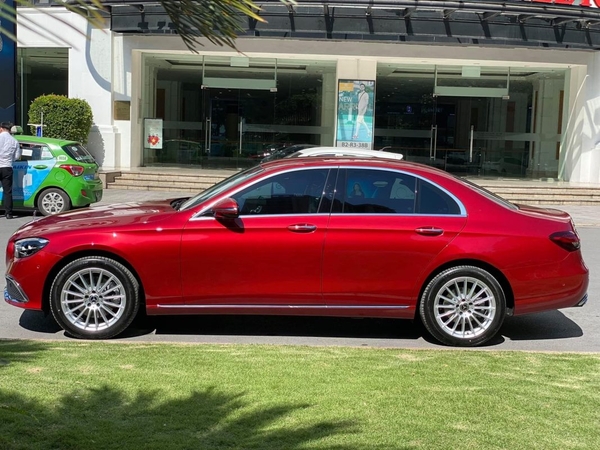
99,0,600,49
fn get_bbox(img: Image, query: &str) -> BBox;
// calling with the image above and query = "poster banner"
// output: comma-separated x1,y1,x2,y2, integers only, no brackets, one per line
144,118,163,149
0,0,17,125
336,80,375,149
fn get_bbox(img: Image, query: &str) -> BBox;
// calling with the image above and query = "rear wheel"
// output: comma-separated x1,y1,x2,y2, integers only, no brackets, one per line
37,188,71,215
419,266,506,347
49,257,140,339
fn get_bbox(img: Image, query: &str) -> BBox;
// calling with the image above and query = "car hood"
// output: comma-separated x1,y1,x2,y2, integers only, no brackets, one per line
14,200,179,237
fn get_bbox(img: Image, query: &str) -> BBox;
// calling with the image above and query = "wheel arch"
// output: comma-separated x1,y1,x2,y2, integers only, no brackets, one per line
41,250,146,314
418,259,514,315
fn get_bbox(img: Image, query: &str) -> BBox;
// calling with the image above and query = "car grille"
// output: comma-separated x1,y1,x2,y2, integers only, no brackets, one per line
4,276,29,303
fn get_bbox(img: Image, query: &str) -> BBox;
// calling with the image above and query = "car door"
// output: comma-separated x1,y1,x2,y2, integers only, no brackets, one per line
322,168,467,311
11,142,56,206
180,168,334,305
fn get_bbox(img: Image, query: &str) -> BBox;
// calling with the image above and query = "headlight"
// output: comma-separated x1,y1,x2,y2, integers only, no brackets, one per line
14,238,49,258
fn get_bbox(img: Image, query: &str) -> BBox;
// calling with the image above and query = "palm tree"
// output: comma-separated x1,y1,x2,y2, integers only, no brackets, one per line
0,0,286,51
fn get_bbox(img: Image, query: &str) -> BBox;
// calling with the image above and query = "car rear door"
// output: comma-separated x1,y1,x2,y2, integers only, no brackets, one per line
180,168,335,306
322,168,467,312
12,142,56,205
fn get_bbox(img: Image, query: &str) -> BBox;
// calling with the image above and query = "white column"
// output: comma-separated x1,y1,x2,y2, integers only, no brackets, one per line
533,78,563,178
68,20,118,169
561,62,598,183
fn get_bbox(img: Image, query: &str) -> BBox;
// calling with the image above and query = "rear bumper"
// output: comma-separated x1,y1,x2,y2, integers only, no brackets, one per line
69,179,103,207
508,252,589,315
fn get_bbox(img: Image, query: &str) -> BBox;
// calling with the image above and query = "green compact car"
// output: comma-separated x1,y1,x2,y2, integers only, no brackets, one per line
2,135,103,215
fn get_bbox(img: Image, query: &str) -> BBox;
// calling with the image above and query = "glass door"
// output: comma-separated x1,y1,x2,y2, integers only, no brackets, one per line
431,96,531,178
202,88,276,169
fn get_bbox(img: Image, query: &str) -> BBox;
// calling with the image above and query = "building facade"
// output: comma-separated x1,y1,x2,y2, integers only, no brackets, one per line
12,0,600,183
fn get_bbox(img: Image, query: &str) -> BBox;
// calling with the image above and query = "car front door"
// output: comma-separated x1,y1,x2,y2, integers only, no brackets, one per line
322,168,467,314
180,168,334,306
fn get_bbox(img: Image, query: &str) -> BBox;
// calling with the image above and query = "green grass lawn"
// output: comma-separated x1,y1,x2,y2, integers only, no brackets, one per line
1,340,599,450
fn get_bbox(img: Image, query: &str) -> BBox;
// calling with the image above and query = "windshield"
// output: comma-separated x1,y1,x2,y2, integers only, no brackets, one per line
178,166,264,211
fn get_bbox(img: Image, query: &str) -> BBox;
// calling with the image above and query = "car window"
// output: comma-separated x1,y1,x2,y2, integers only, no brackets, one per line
61,144,96,163
182,166,264,211
337,168,417,214
336,168,461,215
233,169,330,215
415,179,461,215
18,143,53,161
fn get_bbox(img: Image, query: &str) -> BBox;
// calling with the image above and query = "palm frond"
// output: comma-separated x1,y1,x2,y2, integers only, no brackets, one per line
161,0,264,51
1,1,299,52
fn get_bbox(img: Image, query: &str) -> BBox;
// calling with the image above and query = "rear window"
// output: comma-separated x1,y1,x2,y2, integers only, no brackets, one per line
62,144,96,163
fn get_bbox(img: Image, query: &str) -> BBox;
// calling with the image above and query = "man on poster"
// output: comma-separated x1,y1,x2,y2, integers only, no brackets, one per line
352,83,371,140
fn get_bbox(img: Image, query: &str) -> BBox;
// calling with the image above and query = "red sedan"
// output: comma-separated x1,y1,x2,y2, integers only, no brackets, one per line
4,158,589,346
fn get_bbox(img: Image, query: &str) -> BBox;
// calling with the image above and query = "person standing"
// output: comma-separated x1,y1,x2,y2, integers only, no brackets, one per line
352,83,371,140
0,122,22,219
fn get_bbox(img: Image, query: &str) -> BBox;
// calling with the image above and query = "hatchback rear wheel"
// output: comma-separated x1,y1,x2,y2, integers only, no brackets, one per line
37,188,71,215
419,266,506,347
49,257,140,339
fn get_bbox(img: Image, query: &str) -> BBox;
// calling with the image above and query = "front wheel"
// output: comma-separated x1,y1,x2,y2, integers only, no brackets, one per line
37,188,71,215
49,257,140,339
419,266,506,347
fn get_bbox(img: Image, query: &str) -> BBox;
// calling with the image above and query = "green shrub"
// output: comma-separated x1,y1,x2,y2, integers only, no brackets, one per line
28,95,94,144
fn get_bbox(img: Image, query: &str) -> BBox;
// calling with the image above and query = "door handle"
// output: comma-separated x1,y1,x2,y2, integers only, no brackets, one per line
415,227,444,236
33,165,48,169
287,224,317,233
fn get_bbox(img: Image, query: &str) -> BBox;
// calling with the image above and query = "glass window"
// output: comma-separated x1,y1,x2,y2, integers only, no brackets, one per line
336,168,461,215
62,144,96,164
233,169,330,215
415,179,461,215
340,169,417,214
182,166,264,211
18,143,53,162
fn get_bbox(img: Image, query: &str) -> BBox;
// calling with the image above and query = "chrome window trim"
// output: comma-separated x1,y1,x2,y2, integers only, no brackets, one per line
191,165,339,220
329,212,467,218
191,164,467,220
339,166,467,216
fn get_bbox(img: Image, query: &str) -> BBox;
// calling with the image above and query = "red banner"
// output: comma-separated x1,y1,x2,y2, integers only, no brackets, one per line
530,0,600,7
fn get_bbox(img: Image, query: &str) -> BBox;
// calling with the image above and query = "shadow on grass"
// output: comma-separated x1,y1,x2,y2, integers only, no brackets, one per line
0,339,52,366
0,381,394,450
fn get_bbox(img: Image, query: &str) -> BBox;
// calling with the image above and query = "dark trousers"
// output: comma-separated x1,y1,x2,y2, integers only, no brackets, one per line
0,167,14,216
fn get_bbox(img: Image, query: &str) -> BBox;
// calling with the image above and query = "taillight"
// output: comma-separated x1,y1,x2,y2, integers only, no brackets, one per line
550,231,581,252
59,165,84,177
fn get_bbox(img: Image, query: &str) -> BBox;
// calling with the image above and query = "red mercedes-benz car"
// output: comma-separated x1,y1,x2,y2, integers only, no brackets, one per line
4,158,589,346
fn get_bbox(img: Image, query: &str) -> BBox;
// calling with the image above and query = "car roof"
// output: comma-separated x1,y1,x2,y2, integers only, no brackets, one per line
14,135,79,146
260,154,460,181
289,146,404,160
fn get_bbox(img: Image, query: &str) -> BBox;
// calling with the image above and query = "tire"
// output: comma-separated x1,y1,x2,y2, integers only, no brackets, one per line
49,257,140,339
419,266,506,347
37,188,71,215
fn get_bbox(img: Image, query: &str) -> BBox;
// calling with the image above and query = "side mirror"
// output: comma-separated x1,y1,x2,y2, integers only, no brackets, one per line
211,198,239,220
